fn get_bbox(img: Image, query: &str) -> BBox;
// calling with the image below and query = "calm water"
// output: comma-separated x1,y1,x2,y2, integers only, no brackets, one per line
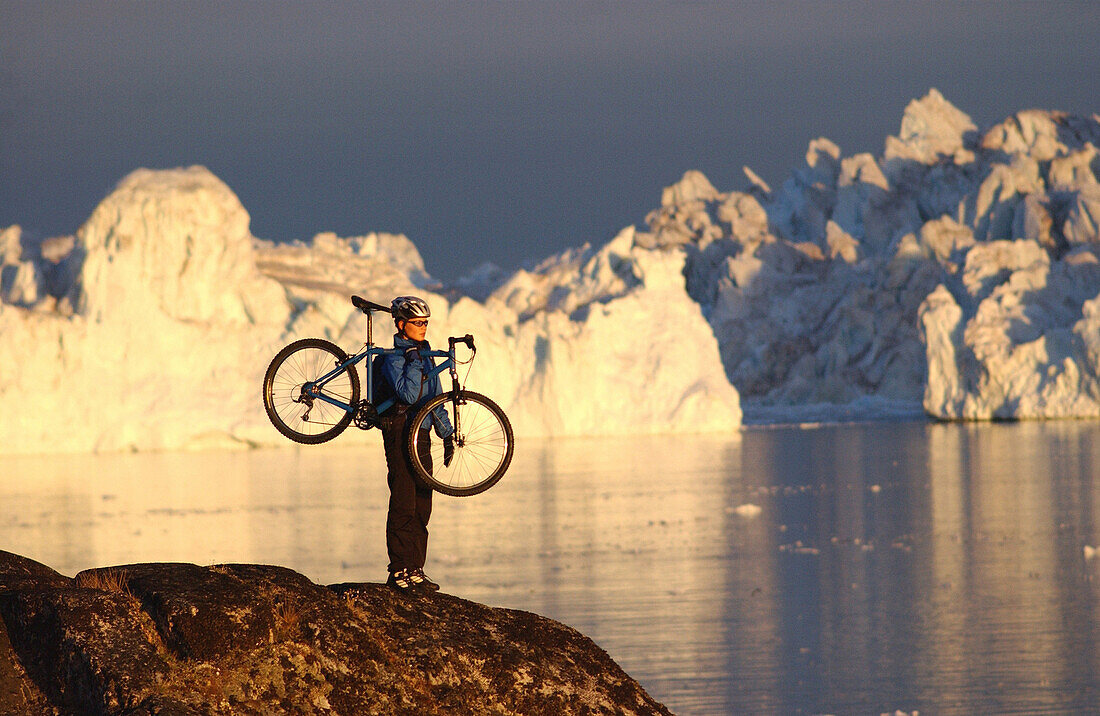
4,422,1100,715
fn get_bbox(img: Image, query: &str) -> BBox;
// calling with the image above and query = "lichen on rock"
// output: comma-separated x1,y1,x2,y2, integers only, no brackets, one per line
0,551,670,715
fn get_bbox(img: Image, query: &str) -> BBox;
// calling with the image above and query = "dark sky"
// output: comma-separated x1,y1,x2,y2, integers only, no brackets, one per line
3,2,1099,280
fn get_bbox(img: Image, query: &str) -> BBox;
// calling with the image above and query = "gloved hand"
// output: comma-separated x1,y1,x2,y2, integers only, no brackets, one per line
443,434,455,467
403,345,420,360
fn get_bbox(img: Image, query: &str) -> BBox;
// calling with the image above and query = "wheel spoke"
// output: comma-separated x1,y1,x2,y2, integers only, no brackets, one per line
406,391,512,496
263,340,359,443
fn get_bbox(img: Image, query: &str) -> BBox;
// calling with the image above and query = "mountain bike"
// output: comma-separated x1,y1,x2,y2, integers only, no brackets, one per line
262,295,513,496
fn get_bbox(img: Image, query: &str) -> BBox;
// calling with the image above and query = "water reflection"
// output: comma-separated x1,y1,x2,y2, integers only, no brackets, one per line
2,422,1099,714
919,422,1100,715
731,421,1100,715
0,447,392,576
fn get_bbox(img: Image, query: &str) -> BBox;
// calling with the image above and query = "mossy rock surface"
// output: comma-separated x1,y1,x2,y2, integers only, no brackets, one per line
0,551,671,715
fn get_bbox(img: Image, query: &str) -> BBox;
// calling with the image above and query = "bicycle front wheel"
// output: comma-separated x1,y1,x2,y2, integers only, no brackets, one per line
406,390,514,496
263,338,360,444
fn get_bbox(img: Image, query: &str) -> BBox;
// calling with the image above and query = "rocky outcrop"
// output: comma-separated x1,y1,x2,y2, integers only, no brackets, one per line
0,552,669,715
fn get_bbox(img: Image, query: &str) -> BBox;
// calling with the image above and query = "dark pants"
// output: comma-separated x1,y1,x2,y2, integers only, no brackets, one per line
382,409,433,573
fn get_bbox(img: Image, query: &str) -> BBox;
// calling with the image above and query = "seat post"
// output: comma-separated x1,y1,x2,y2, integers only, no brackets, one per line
365,310,374,347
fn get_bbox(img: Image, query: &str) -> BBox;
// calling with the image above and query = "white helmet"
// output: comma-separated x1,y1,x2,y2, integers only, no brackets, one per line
391,295,431,321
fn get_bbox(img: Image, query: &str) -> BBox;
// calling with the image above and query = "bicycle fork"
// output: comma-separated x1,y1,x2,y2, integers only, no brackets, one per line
448,364,464,447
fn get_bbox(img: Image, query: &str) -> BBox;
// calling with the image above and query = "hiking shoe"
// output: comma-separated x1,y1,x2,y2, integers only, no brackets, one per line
408,567,439,591
387,568,415,593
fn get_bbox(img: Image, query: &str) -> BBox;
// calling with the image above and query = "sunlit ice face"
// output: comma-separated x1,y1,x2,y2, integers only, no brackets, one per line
399,318,428,342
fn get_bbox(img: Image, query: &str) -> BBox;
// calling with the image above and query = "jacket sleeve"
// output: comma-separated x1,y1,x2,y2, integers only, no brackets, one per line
381,352,427,405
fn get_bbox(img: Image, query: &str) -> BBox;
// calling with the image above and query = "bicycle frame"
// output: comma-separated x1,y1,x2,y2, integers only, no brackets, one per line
298,305,471,419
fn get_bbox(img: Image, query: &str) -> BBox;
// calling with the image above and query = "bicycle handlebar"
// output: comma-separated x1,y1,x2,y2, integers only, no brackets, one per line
449,334,475,352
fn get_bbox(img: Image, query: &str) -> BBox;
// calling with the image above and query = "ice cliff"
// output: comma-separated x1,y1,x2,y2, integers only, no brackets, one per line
2,90,1099,454
0,168,738,453
655,89,1100,421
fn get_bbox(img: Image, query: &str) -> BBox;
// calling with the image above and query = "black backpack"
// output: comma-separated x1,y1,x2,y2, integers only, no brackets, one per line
371,354,397,415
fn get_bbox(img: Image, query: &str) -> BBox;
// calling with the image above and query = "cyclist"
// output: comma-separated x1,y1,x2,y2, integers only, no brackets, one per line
378,295,454,593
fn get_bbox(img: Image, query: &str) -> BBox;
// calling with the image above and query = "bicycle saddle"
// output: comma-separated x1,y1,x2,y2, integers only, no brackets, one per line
351,295,392,314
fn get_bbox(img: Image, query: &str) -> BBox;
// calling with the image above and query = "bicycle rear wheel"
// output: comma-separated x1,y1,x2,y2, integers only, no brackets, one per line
263,338,360,444
406,390,514,496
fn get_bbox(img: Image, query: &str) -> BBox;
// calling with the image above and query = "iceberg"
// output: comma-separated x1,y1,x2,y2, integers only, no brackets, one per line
651,91,1100,422
2,89,1098,454
0,169,738,454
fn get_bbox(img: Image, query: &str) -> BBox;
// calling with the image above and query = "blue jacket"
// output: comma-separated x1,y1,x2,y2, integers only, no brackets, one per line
381,334,454,438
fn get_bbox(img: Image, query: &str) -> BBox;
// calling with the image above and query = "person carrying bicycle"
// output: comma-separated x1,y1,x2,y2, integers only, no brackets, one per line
377,295,454,593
